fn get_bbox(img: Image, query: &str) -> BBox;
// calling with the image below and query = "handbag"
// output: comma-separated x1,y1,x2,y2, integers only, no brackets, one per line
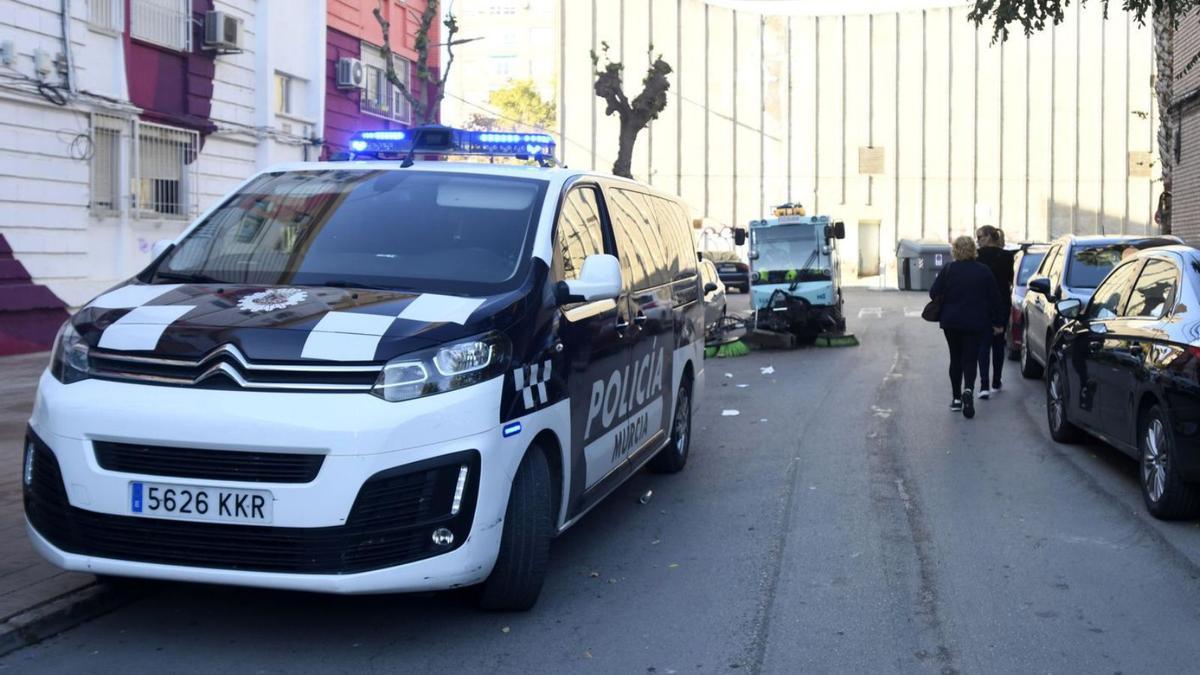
921,295,943,322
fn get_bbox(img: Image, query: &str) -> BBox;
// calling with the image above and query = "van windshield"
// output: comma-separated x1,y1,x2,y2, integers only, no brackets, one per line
152,170,548,295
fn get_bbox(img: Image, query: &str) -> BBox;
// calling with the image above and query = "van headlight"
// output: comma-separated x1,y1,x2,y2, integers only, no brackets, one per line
371,332,511,403
49,322,89,384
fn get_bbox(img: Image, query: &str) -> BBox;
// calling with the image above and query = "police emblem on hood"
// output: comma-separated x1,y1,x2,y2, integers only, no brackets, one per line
237,288,308,313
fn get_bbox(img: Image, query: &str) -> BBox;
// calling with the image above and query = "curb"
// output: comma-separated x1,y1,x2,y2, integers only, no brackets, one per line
0,582,136,658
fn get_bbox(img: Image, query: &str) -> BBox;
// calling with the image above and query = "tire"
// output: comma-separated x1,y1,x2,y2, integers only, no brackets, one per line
1140,405,1200,520
1020,331,1043,379
649,376,693,474
477,446,553,611
1046,360,1083,443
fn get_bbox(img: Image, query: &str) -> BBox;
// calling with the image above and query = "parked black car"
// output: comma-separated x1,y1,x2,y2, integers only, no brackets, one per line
1019,234,1182,378
1046,246,1200,519
703,251,750,293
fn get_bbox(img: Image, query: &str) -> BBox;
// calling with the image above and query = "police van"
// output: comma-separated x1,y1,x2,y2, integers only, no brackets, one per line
24,127,706,610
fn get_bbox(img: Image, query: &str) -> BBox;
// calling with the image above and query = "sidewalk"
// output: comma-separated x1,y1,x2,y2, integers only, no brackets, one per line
0,352,116,652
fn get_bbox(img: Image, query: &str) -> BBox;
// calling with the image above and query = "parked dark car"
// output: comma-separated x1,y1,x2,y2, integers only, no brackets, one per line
1006,243,1049,360
703,251,750,293
1046,246,1200,519
1019,233,1182,378
699,258,727,337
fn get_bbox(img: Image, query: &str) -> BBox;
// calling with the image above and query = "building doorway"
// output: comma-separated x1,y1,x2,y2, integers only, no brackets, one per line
858,220,880,278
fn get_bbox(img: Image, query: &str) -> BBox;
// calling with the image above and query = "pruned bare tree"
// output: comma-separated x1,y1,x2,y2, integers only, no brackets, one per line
373,0,466,126
591,43,672,179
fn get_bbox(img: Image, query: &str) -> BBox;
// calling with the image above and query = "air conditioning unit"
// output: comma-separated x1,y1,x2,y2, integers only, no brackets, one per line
203,11,244,53
336,58,365,90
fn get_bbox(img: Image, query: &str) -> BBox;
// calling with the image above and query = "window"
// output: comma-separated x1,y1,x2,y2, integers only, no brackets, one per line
555,188,606,282
1067,244,1128,289
88,0,123,32
135,122,199,218
1037,246,1059,277
274,73,293,115
131,0,191,52
1125,259,1178,319
90,114,127,214
1016,249,1047,286
361,44,412,123
1084,261,1140,320
156,171,549,295
1046,246,1066,285
608,189,669,290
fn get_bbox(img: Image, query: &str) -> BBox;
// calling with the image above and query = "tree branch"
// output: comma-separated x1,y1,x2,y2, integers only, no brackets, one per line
373,2,426,122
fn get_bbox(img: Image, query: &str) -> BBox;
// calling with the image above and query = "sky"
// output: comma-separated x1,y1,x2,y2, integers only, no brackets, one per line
702,0,974,15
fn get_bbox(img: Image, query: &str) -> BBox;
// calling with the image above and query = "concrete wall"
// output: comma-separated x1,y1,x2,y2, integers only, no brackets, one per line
557,0,1160,283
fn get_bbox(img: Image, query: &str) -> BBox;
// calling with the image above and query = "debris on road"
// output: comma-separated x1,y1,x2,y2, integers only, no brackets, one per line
501,626,510,634
760,366,775,375
722,410,740,416
736,384,749,388
724,372,734,378
667,563,679,569
639,490,653,504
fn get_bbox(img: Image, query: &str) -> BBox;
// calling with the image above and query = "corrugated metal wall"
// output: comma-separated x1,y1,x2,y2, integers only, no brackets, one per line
558,0,1159,279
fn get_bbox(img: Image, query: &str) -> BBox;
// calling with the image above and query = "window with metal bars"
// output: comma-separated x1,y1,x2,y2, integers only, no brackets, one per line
134,121,199,218
88,0,124,32
360,43,412,124
130,0,191,52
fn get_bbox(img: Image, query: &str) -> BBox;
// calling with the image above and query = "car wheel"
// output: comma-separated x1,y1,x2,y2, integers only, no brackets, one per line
1140,405,1200,520
1020,331,1043,379
477,445,553,611
1046,360,1083,443
649,376,692,474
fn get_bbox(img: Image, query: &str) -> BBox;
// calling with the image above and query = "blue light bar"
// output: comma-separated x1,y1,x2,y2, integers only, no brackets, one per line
502,421,523,438
346,126,557,164
359,131,407,141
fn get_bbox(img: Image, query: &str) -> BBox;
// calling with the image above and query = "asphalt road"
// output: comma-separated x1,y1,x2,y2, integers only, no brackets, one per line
7,287,1200,674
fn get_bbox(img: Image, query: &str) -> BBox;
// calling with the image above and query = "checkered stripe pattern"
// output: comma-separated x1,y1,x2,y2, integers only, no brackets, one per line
513,360,552,410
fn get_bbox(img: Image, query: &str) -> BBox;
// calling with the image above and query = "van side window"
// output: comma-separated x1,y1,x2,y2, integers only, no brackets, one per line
647,197,682,279
1125,259,1178,319
609,189,667,289
670,202,698,275
555,187,605,281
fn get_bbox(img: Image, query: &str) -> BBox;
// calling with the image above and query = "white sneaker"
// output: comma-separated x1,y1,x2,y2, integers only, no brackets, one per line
979,389,991,400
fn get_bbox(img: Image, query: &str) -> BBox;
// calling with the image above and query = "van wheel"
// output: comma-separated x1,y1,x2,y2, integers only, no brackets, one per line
649,377,692,474
1020,334,1043,379
477,446,552,611
1140,405,1200,520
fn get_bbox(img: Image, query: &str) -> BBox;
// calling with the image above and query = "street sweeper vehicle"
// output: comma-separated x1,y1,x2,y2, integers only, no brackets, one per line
746,204,857,347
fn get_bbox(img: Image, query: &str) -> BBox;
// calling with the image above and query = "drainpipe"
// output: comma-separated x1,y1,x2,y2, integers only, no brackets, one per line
60,0,77,94
254,0,272,169
310,0,326,161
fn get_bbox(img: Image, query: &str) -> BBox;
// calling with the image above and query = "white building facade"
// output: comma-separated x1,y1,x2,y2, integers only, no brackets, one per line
556,0,1162,282
0,0,326,314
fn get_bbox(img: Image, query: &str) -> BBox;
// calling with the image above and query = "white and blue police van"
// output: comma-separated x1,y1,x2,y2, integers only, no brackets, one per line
24,127,706,610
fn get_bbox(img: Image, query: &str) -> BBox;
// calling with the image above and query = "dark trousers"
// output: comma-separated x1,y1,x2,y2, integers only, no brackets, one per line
943,329,982,398
978,322,1007,389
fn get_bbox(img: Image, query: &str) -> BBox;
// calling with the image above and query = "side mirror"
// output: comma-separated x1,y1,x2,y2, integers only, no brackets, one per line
1028,276,1051,296
704,282,719,293
748,250,759,261
151,239,173,258
557,254,621,305
1056,297,1083,319
733,228,747,246
833,221,846,240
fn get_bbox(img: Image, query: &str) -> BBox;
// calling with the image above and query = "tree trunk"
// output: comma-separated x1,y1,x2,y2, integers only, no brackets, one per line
612,120,642,179
1154,10,1174,234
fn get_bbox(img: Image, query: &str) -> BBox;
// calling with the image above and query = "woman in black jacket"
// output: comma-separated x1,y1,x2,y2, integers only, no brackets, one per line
929,236,1006,419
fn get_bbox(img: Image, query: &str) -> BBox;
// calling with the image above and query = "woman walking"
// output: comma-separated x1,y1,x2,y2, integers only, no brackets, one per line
974,226,1015,398
929,236,1006,419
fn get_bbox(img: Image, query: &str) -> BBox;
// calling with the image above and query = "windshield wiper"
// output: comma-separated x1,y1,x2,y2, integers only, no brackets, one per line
153,271,226,284
317,280,416,292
